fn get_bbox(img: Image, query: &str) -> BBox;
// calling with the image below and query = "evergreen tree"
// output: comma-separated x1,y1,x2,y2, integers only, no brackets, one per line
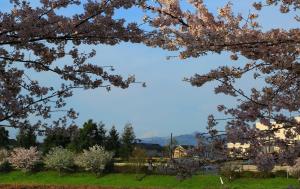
73,119,98,151
0,127,9,148
120,123,136,160
42,126,74,153
97,122,107,147
16,127,37,148
105,126,120,156
69,120,106,152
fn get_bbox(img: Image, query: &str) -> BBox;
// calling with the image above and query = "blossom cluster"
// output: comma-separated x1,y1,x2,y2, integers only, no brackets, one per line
141,0,300,168
1,145,112,174
8,147,40,172
0,0,145,130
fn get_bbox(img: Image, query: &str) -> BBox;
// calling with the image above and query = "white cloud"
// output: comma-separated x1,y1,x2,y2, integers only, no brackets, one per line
140,131,158,138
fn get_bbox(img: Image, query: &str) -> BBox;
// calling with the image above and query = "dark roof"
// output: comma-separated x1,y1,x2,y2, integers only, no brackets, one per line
178,145,194,149
135,143,163,151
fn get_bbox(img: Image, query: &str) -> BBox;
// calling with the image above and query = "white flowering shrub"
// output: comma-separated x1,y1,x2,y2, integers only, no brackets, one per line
289,158,300,179
44,147,74,174
75,145,113,175
8,147,40,172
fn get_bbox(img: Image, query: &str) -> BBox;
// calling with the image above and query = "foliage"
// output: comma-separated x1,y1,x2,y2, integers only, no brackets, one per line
0,161,12,173
289,158,300,179
157,158,201,180
16,127,37,148
112,165,146,174
75,145,113,175
69,120,106,152
130,147,147,177
219,162,242,181
195,130,227,161
42,126,77,153
142,0,300,167
0,0,144,130
8,147,40,172
120,123,136,160
255,153,275,174
44,147,74,174
2,0,300,177
0,149,8,165
0,128,9,148
0,149,11,172
273,170,287,178
97,123,107,148
105,126,120,156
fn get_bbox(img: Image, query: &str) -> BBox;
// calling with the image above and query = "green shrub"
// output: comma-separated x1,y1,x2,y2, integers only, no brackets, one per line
44,147,75,175
256,171,274,178
0,161,12,172
130,147,147,175
31,161,45,172
229,170,280,179
103,159,115,173
113,165,147,173
274,170,288,178
219,162,242,181
239,171,255,178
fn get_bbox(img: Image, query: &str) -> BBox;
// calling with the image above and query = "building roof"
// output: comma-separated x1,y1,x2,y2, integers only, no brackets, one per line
135,143,163,151
174,145,194,150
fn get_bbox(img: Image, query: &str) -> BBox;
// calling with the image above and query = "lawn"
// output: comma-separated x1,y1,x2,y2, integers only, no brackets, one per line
0,171,299,189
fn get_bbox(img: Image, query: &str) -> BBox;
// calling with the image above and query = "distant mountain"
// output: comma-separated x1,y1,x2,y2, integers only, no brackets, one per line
174,134,198,146
140,134,198,146
140,136,168,146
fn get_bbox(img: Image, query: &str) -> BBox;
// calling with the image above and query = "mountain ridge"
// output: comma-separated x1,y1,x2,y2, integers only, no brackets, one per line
140,133,198,146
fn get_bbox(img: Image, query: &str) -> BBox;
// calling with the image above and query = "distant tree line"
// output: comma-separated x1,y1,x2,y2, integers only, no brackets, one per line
0,120,136,159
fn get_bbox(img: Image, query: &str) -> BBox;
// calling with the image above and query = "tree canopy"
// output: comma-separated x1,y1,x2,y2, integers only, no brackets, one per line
1,0,300,170
120,123,136,159
0,0,145,130
141,0,300,166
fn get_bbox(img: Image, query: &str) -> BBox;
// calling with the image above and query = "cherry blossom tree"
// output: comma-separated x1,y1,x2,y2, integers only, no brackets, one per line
44,147,74,175
0,0,145,131
75,145,113,175
289,157,300,180
141,0,300,167
8,147,40,172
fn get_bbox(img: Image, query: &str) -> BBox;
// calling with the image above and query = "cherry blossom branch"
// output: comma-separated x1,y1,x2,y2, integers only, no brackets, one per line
74,0,111,28
143,5,189,27
0,86,81,122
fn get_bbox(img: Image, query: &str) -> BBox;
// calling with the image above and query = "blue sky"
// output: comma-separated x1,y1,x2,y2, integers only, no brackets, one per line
3,0,298,138
63,1,297,138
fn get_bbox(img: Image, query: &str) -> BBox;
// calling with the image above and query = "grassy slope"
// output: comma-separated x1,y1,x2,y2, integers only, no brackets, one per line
0,171,299,189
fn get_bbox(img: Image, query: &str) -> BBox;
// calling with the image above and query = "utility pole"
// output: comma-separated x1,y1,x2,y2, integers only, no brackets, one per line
170,132,173,159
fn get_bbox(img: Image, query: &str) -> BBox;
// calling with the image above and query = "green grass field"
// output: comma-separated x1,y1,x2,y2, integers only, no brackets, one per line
0,171,299,189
